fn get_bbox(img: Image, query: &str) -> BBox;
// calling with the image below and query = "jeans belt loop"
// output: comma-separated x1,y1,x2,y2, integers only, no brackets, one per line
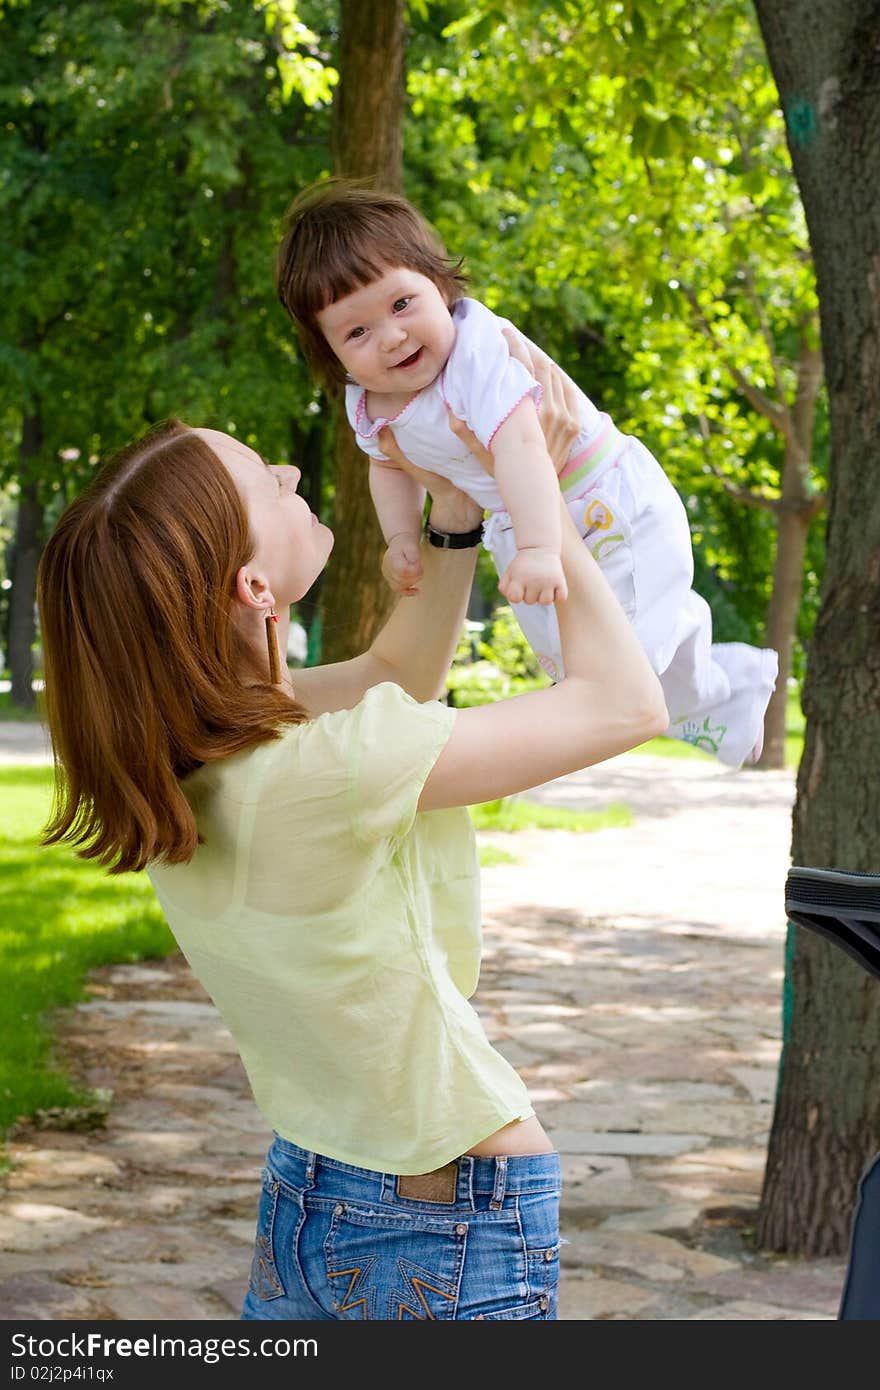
490,1154,508,1209
304,1151,317,1183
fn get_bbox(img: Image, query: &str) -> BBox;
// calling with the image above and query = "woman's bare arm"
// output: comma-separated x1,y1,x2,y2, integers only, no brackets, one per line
418,500,668,810
293,436,483,714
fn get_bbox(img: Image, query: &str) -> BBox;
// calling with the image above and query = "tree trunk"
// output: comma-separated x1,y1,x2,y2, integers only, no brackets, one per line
758,501,810,768
331,0,405,182
291,414,326,652
319,0,406,663
754,0,880,1254
9,413,45,710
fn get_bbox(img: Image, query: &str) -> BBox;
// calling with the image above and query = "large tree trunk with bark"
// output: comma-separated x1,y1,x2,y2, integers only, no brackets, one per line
754,0,880,1254
8,413,45,710
757,338,824,769
319,0,406,663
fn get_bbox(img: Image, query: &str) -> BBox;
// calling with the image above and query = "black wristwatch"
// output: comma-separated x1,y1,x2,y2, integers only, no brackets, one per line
424,519,484,549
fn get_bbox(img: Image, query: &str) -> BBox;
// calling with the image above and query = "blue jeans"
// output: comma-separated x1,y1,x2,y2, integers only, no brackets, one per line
839,1150,880,1319
240,1135,561,1321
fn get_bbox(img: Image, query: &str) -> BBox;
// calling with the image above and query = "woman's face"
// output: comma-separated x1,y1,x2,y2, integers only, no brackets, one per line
197,429,333,606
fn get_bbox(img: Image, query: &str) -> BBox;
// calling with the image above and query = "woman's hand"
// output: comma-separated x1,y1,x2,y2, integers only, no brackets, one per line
446,326,581,474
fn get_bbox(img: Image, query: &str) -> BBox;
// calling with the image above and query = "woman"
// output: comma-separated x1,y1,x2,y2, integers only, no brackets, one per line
36,343,667,1321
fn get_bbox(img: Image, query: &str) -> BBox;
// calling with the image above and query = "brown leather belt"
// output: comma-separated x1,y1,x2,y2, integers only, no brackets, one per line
396,1161,458,1204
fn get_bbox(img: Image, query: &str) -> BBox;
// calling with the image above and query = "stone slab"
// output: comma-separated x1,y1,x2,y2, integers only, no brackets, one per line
564,1228,737,1282
0,1202,109,1253
559,1272,659,1320
701,1262,846,1314
550,1130,710,1157
687,1300,833,1320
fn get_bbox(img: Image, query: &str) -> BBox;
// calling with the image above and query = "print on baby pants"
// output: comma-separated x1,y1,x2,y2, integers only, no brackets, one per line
679,716,728,756
583,497,626,564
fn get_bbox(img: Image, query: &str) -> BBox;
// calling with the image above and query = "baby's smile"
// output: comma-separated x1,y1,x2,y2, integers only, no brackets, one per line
392,347,424,370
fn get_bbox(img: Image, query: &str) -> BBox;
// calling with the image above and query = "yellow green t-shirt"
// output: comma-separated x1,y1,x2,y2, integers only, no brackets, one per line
147,680,534,1174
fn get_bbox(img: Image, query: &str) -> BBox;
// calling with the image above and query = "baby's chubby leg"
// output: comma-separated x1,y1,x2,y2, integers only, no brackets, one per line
592,443,777,765
483,444,777,768
660,594,778,766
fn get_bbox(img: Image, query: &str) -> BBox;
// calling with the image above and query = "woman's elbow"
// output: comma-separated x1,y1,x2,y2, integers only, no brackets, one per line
629,678,669,744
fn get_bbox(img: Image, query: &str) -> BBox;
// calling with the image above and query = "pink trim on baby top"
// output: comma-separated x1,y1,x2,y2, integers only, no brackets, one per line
354,388,425,439
486,385,545,449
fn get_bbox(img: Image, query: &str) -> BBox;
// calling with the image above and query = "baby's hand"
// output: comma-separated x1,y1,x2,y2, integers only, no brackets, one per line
499,548,567,605
382,532,424,596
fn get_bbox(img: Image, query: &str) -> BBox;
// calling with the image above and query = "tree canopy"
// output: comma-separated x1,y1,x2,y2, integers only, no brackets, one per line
1,0,825,708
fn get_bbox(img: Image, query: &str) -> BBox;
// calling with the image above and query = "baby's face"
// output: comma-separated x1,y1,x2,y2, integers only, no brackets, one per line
316,267,456,397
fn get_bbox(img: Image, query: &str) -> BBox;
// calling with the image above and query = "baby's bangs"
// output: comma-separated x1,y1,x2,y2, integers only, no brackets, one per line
309,231,398,312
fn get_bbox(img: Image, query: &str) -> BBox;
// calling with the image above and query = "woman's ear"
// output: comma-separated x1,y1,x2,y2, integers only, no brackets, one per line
234,566,275,614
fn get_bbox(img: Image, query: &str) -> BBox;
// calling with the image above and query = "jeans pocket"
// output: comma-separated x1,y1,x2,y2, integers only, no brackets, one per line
324,1204,464,1320
248,1169,285,1302
475,1297,551,1320
526,1240,561,1316
518,1186,561,1316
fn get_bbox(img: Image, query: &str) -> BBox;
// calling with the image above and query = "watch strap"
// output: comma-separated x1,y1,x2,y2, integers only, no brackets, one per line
424,519,484,549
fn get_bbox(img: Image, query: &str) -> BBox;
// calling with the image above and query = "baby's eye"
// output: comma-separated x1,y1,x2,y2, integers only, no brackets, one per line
347,326,366,340
392,297,412,312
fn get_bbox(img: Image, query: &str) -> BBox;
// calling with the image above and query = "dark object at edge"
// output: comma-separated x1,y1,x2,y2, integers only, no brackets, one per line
785,865,880,982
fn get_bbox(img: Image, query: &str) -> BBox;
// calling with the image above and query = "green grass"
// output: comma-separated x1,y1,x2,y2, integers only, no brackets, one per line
0,691,44,722
632,682,805,769
478,844,520,868
783,684,806,767
469,797,632,833
0,767,175,1138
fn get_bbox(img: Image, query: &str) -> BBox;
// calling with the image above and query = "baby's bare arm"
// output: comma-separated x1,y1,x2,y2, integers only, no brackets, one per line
490,397,561,555
490,397,565,604
368,457,425,544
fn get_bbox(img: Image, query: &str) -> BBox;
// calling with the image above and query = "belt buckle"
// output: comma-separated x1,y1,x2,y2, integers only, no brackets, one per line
396,1161,458,1204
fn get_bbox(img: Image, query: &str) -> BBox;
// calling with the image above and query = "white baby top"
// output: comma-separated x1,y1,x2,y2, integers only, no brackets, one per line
345,297,616,511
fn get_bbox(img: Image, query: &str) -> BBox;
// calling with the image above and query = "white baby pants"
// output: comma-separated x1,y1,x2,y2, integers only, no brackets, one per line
481,438,778,768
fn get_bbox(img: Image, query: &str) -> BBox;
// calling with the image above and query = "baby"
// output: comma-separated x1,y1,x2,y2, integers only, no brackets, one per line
276,180,777,767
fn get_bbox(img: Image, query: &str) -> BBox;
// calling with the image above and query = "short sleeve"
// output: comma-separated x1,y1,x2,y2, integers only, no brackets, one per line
348,682,456,845
345,384,390,462
442,299,543,451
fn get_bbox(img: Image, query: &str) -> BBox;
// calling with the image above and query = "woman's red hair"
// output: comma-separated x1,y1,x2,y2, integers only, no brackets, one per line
37,419,307,874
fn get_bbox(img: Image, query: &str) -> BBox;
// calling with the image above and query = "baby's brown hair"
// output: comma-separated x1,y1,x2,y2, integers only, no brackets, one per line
275,179,468,389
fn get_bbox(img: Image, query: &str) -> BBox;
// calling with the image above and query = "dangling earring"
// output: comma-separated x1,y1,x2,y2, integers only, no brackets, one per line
265,607,282,686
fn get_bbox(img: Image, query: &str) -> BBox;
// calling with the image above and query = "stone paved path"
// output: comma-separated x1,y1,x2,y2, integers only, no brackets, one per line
0,720,51,764
0,730,849,1320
